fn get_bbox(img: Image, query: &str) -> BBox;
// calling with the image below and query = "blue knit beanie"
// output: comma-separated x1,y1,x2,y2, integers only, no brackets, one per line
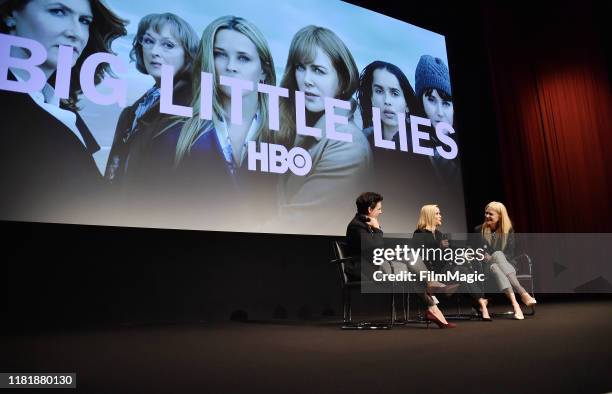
415,55,451,98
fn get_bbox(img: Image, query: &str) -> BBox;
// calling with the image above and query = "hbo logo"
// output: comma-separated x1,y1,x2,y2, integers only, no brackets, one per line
247,141,312,176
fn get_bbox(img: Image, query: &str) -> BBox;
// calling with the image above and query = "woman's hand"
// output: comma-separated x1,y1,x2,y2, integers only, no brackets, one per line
483,253,492,263
440,239,450,248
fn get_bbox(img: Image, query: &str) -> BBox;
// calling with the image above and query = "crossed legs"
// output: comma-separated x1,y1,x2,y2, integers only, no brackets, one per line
489,251,537,318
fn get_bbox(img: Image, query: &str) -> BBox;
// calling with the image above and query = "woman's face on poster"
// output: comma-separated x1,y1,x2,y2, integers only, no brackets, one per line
141,24,186,84
213,29,265,99
295,46,339,113
371,68,408,130
422,89,454,127
8,0,93,78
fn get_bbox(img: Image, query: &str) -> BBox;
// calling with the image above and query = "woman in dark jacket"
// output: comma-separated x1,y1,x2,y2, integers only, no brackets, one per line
0,0,126,222
415,204,491,320
104,13,198,195
475,201,537,320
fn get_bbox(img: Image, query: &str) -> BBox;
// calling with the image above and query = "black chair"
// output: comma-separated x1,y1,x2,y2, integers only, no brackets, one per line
331,240,404,329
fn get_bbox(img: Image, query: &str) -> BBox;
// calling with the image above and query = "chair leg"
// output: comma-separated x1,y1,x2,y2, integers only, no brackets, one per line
390,292,395,326
342,289,348,323
347,291,352,322
390,284,409,326
403,292,408,321
394,288,408,324
444,295,476,321
405,292,410,321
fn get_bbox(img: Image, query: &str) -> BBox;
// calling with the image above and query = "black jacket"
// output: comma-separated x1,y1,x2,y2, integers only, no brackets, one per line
345,214,384,280
0,86,103,222
473,224,516,261
105,77,192,194
413,228,445,270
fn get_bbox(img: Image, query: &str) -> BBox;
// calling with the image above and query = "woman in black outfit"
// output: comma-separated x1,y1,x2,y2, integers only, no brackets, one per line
414,204,491,320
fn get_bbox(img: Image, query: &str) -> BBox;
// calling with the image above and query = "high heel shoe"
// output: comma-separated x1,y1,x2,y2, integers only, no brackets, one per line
426,283,460,296
475,308,492,322
426,310,457,329
513,310,525,320
520,293,537,307
476,299,492,322
475,310,492,322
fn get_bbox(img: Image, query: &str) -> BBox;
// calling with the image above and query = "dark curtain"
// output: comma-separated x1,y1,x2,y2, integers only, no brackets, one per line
483,2,612,232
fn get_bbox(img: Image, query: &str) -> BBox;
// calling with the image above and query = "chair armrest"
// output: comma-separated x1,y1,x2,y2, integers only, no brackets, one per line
511,253,533,275
331,257,354,265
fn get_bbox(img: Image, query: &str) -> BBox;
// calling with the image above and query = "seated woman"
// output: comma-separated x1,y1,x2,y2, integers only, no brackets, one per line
414,204,491,321
277,25,372,234
475,201,537,320
346,192,457,328
105,12,198,194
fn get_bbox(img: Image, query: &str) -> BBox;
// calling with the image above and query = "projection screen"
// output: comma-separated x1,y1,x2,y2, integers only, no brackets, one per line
0,0,466,235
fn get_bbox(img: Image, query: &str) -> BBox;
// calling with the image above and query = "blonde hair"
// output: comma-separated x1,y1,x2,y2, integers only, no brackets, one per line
482,201,513,250
416,204,439,232
278,25,359,147
174,15,276,165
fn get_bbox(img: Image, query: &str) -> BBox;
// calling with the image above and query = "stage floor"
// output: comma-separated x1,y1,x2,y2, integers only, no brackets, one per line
2,300,611,393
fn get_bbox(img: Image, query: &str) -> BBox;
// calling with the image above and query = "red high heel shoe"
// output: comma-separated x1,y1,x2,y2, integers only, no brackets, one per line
426,310,457,329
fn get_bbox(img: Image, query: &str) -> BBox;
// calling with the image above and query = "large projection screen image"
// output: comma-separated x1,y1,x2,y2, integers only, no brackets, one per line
0,0,466,235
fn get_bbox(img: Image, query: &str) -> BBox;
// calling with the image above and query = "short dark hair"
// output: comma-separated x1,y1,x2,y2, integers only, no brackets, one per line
423,87,452,101
356,192,383,215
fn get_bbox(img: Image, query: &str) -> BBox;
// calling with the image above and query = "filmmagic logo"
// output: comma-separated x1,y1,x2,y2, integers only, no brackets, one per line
372,270,486,284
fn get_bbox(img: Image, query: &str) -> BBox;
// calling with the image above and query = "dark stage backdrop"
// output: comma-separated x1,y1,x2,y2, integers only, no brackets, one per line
483,2,612,232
